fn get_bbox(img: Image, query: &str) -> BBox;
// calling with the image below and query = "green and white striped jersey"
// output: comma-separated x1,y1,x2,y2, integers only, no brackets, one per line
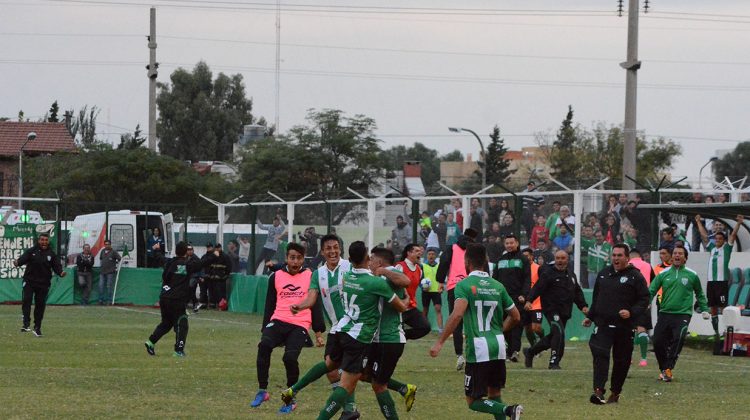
310,259,351,326
331,268,398,344
706,243,732,282
454,271,515,363
373,266,407,344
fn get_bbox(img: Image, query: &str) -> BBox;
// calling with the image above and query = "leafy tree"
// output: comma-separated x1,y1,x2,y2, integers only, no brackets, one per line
379,143,464,192
238,109,385,224
481,125,515,185
117,124,147,150
713,142,750,182
65,105,101,149
157,61,255,162
47,101,60,122
549,105,583,181
17,110,25,122
24,148,232,218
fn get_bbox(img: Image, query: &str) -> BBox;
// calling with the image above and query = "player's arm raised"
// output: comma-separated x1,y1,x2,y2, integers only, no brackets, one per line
729,214,743,246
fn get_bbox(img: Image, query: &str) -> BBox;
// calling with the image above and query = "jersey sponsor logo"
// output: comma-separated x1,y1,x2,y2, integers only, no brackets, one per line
620,276,628,283
553,314,560,322
479,279,490,287
280,283,305,297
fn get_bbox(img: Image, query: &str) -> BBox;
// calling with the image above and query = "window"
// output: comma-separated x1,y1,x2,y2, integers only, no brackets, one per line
110,224,134,253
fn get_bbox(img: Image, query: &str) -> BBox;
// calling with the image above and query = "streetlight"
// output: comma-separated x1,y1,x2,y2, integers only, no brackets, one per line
448,127,486,194
698,156,718,189
18,131,36,210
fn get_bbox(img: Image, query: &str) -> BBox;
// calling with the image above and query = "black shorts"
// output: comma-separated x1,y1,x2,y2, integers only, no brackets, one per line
366,342,405,385
522,309,543,325
464,360,506,399
421,291,442,308
327,332,369,374
324,332,337,358
261,320,313,350
635,310,653,330
707,281,729,307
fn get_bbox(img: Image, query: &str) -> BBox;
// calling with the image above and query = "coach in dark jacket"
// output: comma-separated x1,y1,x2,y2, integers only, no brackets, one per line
14,233,66,336
524,250,588,369
492,233,530,361
203,243,233,307
584,243,650,405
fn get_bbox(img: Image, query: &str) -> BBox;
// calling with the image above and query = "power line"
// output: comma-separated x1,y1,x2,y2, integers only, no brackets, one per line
3,32,749,66
2,58,749,92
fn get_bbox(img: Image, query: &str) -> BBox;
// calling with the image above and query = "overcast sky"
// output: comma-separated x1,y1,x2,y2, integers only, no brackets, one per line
2,0,749,187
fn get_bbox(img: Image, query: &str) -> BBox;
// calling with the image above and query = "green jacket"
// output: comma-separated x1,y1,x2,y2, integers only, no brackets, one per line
649,265,708,315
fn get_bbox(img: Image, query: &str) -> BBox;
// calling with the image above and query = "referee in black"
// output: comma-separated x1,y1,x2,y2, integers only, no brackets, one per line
14,232,67,337
583,243,649,405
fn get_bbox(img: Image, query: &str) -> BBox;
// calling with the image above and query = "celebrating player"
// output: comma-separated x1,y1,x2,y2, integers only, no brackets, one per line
430,243,523,419
315,241,410,419
397,244,432,340
250,243,326,413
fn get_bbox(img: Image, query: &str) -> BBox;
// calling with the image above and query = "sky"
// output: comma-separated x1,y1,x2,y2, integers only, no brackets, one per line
1,0,749,187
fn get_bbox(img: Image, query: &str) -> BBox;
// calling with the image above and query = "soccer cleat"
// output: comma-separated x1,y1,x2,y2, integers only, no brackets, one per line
663,368,673,382
193,303,203,313
504,404,524,419
523,348,533,369
278,399,297,414
403,384,417,412
250,390,270,408
145,341,155,356
280,388,296,405
590,388,606,405
33,329,43,337
606,393,620,404
548,364,561,370
638,359,647,367
456,354,466,371
339,410,361,420
20,326,31,332
173,351,186,357
509,351,519,363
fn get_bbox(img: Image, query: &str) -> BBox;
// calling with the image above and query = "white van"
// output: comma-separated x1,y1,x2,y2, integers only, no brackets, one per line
66,210,176,268
0,206,43,225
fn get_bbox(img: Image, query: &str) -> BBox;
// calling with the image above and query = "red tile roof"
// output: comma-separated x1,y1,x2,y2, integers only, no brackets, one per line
0,122,77,157
503,151,524,161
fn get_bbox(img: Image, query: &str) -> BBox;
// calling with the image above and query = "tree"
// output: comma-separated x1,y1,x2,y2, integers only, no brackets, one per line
65,105,101,149
24,148,233,218
481,125,515,185
549,105,584,181
379,143,464,192
117,124,147,150
713,142,750,182
47,101,60,122
238,109,386,224
157,61,255,162
17,110,25,122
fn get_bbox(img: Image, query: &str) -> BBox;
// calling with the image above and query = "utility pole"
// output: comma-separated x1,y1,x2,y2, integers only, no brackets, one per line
274,0,281,132
620,0,642,190
147,7,158,151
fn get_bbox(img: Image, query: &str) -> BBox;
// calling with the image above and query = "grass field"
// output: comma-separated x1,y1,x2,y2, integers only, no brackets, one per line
1,305,749,419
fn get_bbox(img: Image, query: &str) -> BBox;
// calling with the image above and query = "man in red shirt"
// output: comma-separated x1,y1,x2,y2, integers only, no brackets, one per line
397,244,431,340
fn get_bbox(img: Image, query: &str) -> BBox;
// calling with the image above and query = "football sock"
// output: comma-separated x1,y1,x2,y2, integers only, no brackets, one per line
375,391,399,419
387,379,408,396
292,361,330,393
711,315,720,336
469,399,506,416
344,391,356,412
637,332,649,359
490,396,505,420
317,387,348,420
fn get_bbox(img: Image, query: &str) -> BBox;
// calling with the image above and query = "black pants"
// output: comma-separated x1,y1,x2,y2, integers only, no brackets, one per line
529,312,567,366
22,282,49,330
256,320,311,389
402,308,431,340
198,278,209,304
149,299,189,352
447,288,463,356
653,313,691,371
589,325,633,393
255,248,277,273
504,310,523,356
